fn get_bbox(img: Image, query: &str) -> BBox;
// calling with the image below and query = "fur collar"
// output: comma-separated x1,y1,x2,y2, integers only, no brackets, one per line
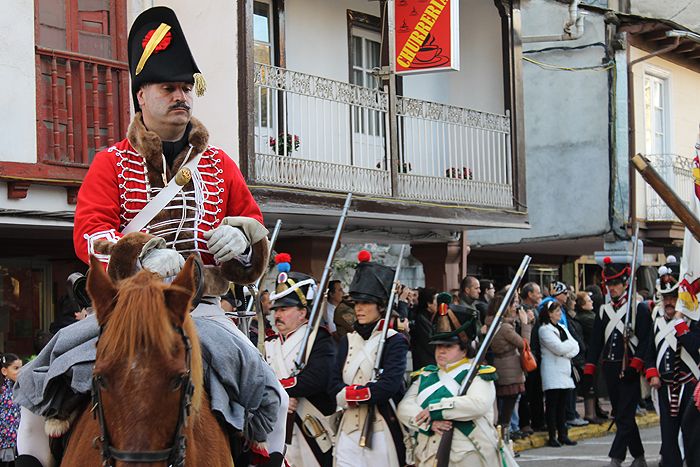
127,112,210,177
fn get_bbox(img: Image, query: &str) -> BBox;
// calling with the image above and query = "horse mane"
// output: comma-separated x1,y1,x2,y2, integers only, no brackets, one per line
96,270,203,413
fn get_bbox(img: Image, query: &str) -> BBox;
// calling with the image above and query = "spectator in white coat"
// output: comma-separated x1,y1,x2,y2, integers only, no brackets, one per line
539,301,579,448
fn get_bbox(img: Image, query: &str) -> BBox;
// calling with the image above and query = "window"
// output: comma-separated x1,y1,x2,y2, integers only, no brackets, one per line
643,71,670,155
35,0,129,165
254,1,274,66
350,28,382,136
254,1,274,129
37,0,123,61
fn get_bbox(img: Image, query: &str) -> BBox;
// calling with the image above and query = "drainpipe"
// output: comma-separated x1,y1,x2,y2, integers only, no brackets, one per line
522,0,585,43
627,31,681,234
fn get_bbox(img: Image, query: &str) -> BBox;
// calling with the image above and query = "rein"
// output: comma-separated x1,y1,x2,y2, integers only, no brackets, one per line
91,325,195,466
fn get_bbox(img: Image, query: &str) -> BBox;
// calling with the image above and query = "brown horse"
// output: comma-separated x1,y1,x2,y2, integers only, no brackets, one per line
61,256,233,466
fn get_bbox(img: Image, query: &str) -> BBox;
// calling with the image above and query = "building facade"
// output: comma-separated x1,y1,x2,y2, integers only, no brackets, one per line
469,0,700,293
0,0,528,356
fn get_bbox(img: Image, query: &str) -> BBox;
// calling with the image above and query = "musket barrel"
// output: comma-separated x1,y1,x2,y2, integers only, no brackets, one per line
359,244,407,447
434,255,532,467
294,193,353,371
246,219,283,313
621,224,640,374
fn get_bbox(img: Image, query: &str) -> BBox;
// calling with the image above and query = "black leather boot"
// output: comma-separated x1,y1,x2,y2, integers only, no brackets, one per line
558,428,578,446
547,429,561,447
15,455,44,467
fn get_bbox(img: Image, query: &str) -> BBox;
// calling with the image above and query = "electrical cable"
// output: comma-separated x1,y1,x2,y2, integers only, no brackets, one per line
523,56,614,72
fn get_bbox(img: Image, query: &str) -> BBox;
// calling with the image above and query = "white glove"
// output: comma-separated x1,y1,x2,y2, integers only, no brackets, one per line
139,238,185,278
203,225,250,263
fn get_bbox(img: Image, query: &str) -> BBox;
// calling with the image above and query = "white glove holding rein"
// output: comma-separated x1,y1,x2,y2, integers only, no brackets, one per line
203,224,250,263
138,237,185,278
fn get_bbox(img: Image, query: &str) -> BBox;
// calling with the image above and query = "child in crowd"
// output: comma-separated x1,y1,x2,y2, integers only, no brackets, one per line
0,354,22,467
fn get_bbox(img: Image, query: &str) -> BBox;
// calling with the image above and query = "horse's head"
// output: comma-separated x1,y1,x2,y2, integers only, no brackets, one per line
87,255,203,466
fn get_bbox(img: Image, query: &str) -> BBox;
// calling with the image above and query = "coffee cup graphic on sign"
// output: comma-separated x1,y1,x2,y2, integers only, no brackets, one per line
415,33,444,63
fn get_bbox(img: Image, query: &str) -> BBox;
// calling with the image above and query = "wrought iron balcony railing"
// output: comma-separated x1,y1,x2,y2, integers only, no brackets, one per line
644,153,696,222
252,63,514,208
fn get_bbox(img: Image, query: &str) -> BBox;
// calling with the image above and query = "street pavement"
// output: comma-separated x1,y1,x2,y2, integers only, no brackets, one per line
516,426,661,466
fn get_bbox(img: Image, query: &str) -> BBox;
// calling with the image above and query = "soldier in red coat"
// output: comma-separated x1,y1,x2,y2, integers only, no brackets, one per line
14,7,287,467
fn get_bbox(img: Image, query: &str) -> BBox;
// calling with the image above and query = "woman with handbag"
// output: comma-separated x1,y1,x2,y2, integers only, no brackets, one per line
487,292,532,442
539,301,580,447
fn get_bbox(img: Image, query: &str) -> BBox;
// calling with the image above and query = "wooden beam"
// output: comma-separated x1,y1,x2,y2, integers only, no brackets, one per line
644,30,671,42
0,161,86,186
6,181,31,200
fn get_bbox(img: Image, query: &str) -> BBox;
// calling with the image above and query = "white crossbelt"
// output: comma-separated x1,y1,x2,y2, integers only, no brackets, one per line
654,316,700,380
122,150,203,234
603,303,639,349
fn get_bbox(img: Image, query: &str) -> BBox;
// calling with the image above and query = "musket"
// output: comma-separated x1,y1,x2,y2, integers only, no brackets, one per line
359,244,407,448
252,219,283,353
293,192,352,371
434,255,532,467
230,219,282,351
620,224,640,376
631,153,700,242
284,193,352,443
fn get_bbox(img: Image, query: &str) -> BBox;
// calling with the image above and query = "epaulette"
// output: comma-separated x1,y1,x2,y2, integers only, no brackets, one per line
478,365,498,381
410,364,438,379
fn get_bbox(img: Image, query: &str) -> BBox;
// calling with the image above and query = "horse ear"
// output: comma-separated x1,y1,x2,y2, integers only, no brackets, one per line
86,255,118,325
165,256,196,324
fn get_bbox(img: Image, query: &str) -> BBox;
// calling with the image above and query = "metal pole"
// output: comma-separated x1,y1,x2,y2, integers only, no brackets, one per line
386,0,400,197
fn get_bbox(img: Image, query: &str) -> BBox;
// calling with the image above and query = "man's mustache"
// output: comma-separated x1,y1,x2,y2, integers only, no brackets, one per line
170,101,191,111
275,319,284,326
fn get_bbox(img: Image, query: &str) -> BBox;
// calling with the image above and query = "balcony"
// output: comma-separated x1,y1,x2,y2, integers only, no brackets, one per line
35,47,130,166
641,153,696,244
251,63,514,209
644,153,695,222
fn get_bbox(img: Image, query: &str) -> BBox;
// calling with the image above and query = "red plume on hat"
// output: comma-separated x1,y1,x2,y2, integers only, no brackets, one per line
357,250,372,263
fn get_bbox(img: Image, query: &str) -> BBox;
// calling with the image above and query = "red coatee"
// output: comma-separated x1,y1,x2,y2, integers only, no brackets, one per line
279,377,296,389
675,321,691,336
645,367,660,381
583,363,596,376
345,384,371,402
629,357,644,372
73,137,263,266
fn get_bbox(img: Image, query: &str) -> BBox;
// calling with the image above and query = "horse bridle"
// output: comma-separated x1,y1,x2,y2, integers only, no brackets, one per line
91,326,194,466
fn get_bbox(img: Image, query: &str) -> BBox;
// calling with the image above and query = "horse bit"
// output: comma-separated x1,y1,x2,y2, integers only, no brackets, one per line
91,325,194,466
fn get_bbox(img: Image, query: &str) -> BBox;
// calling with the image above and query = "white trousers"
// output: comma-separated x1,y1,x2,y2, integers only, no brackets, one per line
334,430,396,467
17,406,55,467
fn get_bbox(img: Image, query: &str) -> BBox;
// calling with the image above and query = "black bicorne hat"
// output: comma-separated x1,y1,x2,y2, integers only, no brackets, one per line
127,6,206,111
658,255,680,296
269,253,317,310
348,250,395,306
602,256,630,284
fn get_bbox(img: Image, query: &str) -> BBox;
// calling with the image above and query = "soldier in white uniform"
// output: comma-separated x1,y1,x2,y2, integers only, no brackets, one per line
328,250,408,467
263,254,336,467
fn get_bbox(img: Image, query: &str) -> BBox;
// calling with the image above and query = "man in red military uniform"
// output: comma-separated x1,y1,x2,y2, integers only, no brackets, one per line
73,7,268,289
14,7,288,467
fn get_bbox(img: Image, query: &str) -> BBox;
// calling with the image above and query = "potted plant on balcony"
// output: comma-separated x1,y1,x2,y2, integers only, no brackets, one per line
269,133,300,156
445,166,473,180
375,161,413,173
